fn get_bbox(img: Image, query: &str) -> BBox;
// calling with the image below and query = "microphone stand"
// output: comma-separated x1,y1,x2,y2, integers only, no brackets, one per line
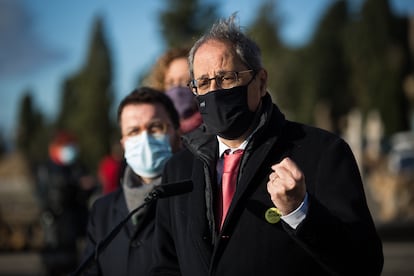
70,188,162,276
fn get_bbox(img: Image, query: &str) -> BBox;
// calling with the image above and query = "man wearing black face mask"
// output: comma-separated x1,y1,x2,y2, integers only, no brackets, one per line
151,14,383,276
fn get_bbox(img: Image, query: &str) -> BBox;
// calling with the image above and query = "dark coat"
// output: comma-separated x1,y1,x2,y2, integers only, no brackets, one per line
81,180,155,275
151,94,384,276
36,160,91,274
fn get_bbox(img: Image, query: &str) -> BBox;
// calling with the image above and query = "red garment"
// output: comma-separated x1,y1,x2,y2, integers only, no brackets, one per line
220,149,244,229
98,156,122,195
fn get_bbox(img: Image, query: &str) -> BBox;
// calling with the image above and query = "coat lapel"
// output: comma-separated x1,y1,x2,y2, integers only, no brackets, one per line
188,157,215,267
112,191,134,239
221,135,279,231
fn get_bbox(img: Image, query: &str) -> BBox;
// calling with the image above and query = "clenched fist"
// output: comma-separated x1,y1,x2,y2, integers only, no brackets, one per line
267,157,306,215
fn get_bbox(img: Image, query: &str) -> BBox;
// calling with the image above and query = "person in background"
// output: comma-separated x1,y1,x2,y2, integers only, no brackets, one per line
145,47,202,133
36,130,95,276
150,14,384,275
79,87,181,275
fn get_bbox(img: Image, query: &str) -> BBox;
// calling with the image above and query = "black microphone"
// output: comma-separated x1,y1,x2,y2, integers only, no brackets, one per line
151,179,193,198
70,179,193,276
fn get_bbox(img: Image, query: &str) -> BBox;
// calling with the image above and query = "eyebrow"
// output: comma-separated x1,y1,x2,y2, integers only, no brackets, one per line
124,126,140,135
196,70,229,79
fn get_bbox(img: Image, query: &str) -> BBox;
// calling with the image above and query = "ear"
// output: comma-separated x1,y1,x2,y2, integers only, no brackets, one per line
257,69,268,97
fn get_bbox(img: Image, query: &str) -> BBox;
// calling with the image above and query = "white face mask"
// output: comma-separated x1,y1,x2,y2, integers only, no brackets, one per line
124,131,172,178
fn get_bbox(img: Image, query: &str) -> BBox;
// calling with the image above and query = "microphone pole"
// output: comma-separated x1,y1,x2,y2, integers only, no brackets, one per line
70,180,192,276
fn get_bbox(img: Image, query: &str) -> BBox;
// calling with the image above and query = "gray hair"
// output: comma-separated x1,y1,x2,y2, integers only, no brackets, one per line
188,13,263,79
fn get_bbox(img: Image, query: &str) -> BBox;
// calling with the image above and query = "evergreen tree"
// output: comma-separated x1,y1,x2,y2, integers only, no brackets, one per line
15,93,33,155
56,16,114,171
247,1,283,102
247,1,314,123
159,0,219,48
344,0,410,135
15,92,49,164
303,0,352,133
56,77,79,129
0,131,6,157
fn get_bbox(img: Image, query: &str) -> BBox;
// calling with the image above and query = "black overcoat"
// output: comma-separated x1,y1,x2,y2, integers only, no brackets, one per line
151,94,383,276
81,186,155,275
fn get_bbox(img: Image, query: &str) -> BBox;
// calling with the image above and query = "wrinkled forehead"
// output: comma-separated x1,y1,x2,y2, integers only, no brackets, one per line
193,40,243,77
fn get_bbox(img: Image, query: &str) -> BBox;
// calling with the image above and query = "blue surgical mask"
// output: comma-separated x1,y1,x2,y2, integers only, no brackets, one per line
59,145,78,165
124,131,172,178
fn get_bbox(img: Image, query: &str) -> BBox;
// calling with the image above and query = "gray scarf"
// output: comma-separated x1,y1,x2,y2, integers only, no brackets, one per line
122,166,161,224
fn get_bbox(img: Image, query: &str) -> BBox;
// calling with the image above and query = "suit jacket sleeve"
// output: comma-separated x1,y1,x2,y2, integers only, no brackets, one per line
287,138,383,275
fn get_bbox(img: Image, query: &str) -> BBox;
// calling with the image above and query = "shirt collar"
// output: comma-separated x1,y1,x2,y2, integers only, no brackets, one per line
217,137,249,158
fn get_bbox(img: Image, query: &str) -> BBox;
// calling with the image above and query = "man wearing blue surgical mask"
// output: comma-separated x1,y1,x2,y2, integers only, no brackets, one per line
79,87,181,276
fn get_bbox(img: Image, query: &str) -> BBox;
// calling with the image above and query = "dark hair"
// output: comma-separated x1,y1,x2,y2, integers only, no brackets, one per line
117,87,180,130
188,13,262,79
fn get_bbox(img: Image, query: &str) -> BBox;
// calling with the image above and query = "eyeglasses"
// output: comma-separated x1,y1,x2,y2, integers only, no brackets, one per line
124,120,169,138
188,70,254,95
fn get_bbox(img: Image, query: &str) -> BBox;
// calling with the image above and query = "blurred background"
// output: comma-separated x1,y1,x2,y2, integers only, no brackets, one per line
0,0,414,274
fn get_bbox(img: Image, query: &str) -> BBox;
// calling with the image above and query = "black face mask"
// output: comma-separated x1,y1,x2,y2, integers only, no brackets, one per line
197,83,257,139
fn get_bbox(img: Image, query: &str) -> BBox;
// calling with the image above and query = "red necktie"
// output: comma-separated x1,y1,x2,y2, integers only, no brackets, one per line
220,149,244,229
